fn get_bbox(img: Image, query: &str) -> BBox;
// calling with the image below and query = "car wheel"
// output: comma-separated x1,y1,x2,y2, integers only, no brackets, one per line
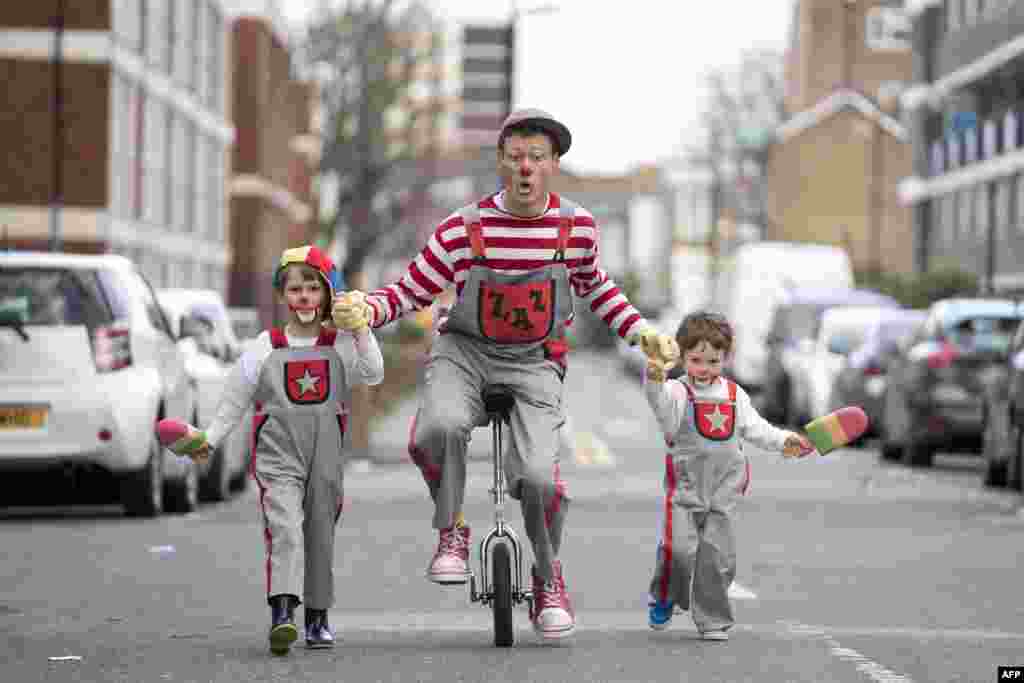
982,406,1008,488
1009,423,1024,493
903,439,934,468
122,435,165,517
199,445,232,503
165,458,199,514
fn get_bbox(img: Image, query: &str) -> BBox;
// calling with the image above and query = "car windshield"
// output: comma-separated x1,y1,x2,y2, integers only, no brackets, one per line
0,267,112,327
944,315,1021,354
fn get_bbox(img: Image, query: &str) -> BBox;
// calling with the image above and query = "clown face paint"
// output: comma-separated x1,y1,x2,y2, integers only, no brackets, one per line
684,340,726,386
280,264,325,334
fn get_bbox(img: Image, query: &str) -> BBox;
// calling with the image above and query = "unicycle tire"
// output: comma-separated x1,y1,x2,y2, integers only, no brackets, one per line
491,542,514,647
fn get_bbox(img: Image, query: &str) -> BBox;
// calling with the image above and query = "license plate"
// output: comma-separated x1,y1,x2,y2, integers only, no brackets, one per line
0,405,48,430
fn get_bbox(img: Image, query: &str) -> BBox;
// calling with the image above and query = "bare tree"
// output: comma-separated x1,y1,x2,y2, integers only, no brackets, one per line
301,0,443,286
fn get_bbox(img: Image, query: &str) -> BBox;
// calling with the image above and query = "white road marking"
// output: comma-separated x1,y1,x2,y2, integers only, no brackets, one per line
727,582,758,600
782,621,914,682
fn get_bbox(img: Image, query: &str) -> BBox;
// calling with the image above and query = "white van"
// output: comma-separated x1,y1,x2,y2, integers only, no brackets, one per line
710,241,854,392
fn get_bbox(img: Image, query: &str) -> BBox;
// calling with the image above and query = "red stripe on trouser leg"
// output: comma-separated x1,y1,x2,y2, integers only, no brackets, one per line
407,413,441,482
253,474,273,596
659,454,677,603
545,463,566,528
739,456,751,495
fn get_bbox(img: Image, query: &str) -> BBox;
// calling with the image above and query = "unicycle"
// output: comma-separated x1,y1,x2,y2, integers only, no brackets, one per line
469,387,532,647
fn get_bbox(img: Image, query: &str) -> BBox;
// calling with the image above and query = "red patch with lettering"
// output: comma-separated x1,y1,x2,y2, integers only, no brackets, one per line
478,280,555,343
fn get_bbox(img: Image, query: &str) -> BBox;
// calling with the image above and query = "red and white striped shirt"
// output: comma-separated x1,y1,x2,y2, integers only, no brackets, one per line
366,191,646,340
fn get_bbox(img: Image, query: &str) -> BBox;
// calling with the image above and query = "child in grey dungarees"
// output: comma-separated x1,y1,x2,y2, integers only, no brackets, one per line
195,246,383,655
643,311,812,640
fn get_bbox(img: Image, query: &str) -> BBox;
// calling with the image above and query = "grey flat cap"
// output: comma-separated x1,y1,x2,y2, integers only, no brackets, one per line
500,108,571,156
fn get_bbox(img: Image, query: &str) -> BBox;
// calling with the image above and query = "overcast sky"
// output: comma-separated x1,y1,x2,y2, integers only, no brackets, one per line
284,0,794,176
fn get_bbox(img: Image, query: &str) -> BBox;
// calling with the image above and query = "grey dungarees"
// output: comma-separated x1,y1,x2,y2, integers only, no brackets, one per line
251,326,349,608
407,197,575,581
649,378,751,632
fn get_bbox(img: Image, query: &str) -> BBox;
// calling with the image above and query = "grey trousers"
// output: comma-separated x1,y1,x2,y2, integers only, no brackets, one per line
408,332,569,581
649,452,746,632
252,413,346,609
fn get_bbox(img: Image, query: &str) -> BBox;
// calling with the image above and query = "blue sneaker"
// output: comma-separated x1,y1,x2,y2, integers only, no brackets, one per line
648,599,674,630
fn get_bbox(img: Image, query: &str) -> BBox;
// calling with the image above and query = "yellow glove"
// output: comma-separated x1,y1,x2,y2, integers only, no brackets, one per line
332,291,372,332
635,325,680,365
646,357,676,383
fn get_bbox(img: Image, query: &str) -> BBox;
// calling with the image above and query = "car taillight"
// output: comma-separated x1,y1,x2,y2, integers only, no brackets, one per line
93,324,132,372
927,341,958,370
863,364,883,376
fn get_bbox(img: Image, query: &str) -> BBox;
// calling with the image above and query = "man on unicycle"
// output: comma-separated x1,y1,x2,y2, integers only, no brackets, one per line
332,109,677,640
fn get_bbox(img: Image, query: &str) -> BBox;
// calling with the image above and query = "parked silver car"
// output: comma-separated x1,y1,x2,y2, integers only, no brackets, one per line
158,289,249,502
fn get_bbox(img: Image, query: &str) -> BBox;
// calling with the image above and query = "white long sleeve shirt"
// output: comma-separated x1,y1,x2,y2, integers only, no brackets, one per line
204,327,384,450
643,373,793,453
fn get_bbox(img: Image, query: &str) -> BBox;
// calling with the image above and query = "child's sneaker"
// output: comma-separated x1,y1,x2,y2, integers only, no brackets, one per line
701,629,729,641
268,595,299,655
304,608,335,649
426,525,471,584
648,599,674,630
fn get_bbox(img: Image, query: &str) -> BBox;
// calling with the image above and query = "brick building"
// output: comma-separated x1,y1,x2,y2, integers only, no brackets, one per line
899,0,1024,291
0,1,233,292
224,1,320,327
767,0,915,275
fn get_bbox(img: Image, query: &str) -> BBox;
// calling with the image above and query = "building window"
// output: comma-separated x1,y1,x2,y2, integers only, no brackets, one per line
192,0,204,99
944,194,957,245
995,177,1011,243
958,188,972,242
129,84,145,221
947,0,962,32
1017,174,1024,235
975,184,989,239
174,0,192,88
144,97,167,227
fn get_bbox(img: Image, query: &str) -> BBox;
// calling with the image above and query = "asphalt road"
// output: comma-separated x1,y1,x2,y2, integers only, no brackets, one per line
2,350,1023,683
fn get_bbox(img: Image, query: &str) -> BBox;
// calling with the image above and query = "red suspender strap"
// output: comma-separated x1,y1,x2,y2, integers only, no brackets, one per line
683,382,695,402
727,379,737,402
555,196,573,261
316,326,338,347
269,327,288,348
460,203,485,260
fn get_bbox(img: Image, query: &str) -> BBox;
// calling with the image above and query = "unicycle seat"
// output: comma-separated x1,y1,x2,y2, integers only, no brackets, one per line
482,388,515,424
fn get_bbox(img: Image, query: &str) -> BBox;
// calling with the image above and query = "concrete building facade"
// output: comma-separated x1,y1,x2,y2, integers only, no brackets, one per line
900,0,1024,292
0,1,233,294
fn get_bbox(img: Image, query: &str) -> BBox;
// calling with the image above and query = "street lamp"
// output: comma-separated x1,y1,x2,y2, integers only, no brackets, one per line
505,2,559,116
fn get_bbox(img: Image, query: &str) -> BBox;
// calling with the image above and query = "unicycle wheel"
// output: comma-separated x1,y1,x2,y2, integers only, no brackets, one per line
491,542,514,647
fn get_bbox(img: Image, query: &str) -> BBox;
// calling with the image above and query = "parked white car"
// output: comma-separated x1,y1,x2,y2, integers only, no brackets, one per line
158,289,249,502
806,306,899,420
0,253,198,516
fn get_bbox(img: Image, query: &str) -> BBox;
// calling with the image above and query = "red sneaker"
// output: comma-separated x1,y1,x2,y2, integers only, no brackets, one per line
426,525,471,584
530,560,575,639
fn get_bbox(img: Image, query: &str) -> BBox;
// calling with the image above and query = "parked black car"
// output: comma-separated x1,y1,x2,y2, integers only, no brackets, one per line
759,287,901,426
831,308,927,440
980,318,1024,490
881,298,1024,467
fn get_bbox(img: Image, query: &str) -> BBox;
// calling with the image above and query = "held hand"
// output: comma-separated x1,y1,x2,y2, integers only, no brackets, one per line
332,291,371,332
646,357,676,383
783,432,815,459
189,441,211,466
636,326,680,365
